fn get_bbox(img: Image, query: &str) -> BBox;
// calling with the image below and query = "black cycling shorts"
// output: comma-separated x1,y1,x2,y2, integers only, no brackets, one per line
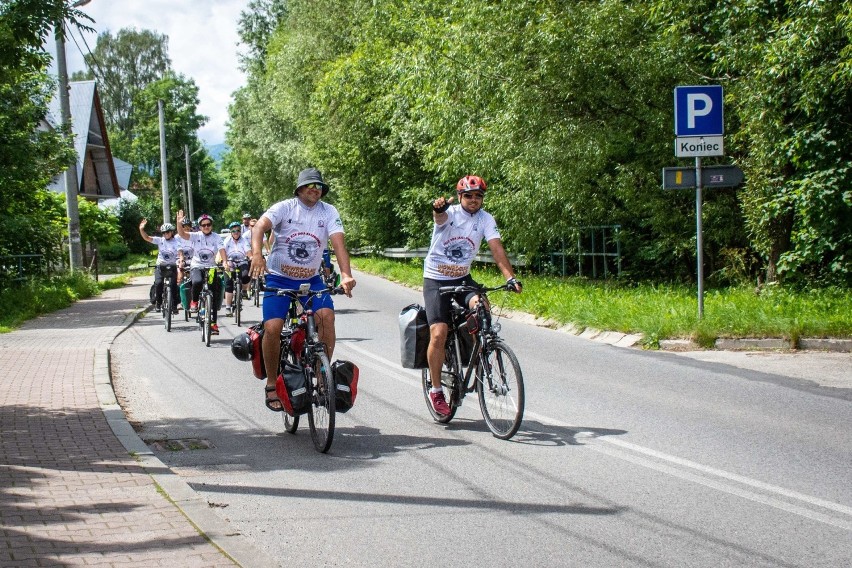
423,275,479,326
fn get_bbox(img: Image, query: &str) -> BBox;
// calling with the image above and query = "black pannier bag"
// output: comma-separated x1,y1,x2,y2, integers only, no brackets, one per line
276,361,311,416
331,360,359,413
399,303,430,369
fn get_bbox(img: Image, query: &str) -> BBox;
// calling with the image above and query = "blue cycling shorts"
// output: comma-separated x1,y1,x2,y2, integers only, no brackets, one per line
262,273,334,322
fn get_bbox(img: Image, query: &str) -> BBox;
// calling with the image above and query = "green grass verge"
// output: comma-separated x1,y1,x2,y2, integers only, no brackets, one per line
351,256,852,347
0,272,133,333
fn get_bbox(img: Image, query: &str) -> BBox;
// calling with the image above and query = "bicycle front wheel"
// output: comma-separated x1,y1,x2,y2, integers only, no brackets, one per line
252,278,261,307
164,284,172,332
203,296,212,347
307,352,335,453
234,282,242,327
477,341,524,440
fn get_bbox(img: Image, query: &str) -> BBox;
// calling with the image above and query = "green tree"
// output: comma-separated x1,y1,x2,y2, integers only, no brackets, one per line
0,0,89,264
71,27,171,151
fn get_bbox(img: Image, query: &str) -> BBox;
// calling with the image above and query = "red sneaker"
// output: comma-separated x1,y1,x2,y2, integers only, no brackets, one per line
189,301,198,313
429,390,451,416
210,323,219,335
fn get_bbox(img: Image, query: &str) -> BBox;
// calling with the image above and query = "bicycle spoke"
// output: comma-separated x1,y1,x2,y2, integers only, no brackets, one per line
477,341,524,440
307,352,335,452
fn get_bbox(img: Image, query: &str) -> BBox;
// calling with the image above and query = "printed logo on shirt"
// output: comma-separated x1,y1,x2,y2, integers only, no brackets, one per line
284,232,322,265
442,236,475,264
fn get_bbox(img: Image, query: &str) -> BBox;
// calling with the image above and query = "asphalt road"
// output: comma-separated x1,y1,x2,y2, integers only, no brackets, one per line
111,270,852,567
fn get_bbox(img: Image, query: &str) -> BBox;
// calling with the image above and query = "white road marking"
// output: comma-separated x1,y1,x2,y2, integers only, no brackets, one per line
338,340,852,531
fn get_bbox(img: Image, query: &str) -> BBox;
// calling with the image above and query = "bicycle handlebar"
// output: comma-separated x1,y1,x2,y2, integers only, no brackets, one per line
437,283,512,295
263,285,346,298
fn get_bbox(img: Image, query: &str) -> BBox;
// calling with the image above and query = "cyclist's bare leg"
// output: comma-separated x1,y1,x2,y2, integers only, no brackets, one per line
314,308,336,359
263,318,285,409
427,323,449,389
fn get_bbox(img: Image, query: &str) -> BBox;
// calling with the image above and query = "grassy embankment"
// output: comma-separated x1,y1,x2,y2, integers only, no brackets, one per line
352,256,851,348
0,271,134,333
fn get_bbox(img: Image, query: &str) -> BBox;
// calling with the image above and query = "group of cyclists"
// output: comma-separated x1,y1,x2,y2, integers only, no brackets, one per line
142,167,521,417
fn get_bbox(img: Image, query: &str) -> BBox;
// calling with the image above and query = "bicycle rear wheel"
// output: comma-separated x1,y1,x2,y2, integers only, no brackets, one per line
281,348,299,434
307,352,335,453
477,340,524,440
163,283,172,332
421,341,459,424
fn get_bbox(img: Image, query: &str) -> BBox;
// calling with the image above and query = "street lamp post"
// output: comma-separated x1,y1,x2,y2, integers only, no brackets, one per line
55,0,91,271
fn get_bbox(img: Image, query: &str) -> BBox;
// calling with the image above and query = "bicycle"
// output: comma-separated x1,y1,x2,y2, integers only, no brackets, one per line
196,264,224,347
180,260,191,322
265,283,345,453
160,264,177,332
250,275,263,307
228,263,247,327
422,283,525,440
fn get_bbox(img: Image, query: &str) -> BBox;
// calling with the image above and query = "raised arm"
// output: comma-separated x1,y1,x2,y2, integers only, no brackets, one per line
138,219,154,243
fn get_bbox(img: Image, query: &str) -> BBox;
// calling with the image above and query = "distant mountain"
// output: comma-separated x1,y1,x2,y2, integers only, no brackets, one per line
206,143,230,166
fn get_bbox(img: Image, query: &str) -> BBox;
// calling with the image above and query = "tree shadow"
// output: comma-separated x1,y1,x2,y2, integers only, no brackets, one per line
0,404,228,565
434,418,627,447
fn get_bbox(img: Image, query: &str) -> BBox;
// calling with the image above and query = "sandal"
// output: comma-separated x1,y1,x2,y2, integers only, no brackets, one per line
265,385,284,412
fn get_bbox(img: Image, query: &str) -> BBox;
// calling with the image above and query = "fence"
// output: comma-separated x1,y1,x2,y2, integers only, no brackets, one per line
0,254,46,286
539,225,622,278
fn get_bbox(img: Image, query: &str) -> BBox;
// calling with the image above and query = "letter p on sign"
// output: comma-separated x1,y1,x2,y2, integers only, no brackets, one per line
675,85,724,136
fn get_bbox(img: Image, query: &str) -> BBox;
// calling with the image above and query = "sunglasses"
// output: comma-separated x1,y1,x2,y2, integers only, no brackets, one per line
231,229,241,233
303,183,323,190
461,192,484,200
200,223,212,228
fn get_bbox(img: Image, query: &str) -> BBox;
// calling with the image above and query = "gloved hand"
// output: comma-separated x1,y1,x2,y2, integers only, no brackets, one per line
506,277,522,293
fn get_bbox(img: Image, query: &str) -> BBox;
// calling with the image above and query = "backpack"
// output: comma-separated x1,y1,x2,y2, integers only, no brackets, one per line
331,360,359,413
276,361,311,416
399,303,430,369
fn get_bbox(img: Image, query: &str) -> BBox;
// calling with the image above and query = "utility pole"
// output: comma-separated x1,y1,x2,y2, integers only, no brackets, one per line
185,145,195,221
158,99,170,223
55,22,84,271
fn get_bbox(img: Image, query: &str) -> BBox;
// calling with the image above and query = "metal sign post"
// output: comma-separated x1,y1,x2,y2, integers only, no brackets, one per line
672,85,727,320
695,157,704,319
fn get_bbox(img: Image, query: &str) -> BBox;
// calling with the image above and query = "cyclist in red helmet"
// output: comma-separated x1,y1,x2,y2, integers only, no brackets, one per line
423,175,522,416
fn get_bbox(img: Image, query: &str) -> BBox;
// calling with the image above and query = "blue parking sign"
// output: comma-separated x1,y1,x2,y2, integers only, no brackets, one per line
674,85,724,136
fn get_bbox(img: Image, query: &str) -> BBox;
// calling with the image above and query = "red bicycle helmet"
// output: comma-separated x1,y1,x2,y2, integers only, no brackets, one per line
456,175,487,193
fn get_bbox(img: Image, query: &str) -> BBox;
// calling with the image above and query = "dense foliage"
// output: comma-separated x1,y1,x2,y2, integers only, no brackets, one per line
0,0,81,268
226,0,851,285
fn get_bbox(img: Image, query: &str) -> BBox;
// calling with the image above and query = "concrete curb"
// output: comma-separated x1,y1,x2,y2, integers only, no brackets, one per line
95,305,277,568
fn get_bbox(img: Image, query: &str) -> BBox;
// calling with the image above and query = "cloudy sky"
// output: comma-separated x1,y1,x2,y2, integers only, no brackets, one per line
57,0,248,145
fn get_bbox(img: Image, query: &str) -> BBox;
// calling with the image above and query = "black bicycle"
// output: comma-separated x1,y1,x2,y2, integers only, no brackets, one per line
422,284,525,440
160,264,177,332
228,263,247,327
180,260,191,322
197,264,224,347
265,284,345,453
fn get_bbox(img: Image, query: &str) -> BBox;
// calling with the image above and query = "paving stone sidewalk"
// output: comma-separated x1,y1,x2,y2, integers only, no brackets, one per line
0,278,240,567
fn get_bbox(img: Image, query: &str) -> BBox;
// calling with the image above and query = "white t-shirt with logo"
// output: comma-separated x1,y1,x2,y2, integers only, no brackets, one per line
224,235,250,264
151,236,179,266
264,198,344,280
176,235,194,262
187,231,224,269
423,205,501,280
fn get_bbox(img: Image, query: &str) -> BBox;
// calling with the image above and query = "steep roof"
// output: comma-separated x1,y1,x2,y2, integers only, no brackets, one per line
47,81,121,200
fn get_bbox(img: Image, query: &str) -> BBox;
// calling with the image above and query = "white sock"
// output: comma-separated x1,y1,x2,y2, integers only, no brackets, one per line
431,387,442,393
